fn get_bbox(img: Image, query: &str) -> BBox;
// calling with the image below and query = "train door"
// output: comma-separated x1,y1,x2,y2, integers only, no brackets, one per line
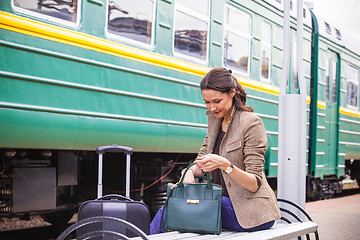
324,51,340,174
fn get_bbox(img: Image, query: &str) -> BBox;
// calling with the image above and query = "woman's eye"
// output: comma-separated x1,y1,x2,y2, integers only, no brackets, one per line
214,100,221,104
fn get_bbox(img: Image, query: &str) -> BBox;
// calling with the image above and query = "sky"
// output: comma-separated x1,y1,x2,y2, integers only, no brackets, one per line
309,0,360,39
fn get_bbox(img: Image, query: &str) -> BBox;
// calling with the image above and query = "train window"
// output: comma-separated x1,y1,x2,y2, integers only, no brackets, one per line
261,22,272,81
347,66,359,108
325,59,330,101
326,53,338,103
176,0,209,16
331,61,337,103
107,0,155,46
223,6,251,75
173,0,209,61
13,0,79,25
263,0,282,10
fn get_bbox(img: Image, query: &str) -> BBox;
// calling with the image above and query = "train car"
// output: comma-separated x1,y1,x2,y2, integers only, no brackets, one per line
308,10,360,199
0,0,359,228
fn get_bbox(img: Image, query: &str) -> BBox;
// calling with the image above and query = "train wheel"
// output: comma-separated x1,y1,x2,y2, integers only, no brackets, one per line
307,178,321,201
319,182,335,199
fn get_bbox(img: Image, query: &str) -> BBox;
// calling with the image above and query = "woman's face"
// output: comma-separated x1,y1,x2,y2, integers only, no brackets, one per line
201,89,235,119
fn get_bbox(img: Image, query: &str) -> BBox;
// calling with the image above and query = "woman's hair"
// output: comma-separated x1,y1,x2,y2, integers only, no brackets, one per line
200,67,253,112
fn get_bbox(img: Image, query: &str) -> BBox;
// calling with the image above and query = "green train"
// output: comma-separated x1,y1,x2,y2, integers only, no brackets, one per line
0,0,359,227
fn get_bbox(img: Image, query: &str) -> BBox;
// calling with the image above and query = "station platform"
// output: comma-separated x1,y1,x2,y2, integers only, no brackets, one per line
305,192,360,240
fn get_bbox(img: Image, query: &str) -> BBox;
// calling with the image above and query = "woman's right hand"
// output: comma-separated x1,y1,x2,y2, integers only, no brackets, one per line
181,169,195,184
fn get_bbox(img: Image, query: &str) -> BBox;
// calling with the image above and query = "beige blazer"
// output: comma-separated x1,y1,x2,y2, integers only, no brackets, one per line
198,107,281,229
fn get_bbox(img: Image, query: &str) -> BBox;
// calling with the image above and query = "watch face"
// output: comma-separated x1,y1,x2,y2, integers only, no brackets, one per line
225,166,233,174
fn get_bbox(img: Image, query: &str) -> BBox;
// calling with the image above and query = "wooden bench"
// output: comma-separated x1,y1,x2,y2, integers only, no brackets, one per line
133,221,318,240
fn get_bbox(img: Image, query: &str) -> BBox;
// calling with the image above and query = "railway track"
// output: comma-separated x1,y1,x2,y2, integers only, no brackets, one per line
334,186,360,198
0,224,57,240
0,214,75,240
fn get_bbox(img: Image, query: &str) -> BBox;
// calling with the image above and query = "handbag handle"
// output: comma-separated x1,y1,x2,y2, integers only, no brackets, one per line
177,163,212,189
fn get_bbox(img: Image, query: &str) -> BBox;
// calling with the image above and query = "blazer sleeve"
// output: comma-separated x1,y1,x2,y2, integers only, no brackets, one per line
243,114,267,182
197,133,209,158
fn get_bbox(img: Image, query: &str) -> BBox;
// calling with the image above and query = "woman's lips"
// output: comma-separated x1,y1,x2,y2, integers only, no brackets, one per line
213,111,221,116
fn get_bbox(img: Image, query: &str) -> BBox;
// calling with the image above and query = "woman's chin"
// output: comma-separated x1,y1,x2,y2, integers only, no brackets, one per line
213,112,223,118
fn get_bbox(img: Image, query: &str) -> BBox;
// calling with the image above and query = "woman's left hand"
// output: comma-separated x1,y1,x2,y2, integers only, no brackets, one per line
194,154,230,172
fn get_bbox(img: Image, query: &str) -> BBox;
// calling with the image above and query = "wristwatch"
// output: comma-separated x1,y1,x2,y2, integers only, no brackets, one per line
224,162,234,174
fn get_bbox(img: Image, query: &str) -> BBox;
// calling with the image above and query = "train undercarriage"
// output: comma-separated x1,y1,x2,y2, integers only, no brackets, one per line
0,148,195,229
306,176,343,201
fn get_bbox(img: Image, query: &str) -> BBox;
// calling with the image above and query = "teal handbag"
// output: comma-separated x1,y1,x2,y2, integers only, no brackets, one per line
160,163,223,234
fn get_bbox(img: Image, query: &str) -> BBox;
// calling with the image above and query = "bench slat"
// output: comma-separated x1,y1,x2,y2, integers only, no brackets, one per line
131,222,318,240
227,222,318,240
184,231,248,239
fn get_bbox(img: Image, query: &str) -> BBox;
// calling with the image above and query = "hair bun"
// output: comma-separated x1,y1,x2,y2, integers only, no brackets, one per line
223,68,232,74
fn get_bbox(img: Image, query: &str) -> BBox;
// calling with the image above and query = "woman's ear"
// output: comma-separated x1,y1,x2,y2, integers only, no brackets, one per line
230,87,236,98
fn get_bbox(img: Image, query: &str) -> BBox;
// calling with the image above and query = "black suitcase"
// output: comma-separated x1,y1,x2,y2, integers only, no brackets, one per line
77,145,150,239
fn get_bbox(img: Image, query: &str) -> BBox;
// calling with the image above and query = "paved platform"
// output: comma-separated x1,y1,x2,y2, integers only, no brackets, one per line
305,192,360,240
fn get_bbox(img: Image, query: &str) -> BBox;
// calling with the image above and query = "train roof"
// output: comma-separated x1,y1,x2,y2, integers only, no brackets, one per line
311,9,360,57
262,1,360,57
261,0,313,27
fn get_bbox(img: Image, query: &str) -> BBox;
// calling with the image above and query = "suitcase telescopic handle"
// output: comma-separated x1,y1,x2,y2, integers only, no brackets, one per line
97,145,133,155
97,145,132,199
98,194,134,202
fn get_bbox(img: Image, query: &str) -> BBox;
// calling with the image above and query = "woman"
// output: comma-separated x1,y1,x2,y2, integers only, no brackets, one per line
150,67,280,233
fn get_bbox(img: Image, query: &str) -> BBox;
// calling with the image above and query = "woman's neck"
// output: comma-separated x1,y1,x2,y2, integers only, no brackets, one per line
223,105,233,123
222,105,234,132
222,115,231,132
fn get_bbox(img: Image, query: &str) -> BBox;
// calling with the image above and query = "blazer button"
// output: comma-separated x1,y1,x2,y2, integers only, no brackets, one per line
228,182,232,188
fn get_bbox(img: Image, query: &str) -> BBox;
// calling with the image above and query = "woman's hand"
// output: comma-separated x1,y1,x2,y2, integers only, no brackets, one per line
180,164,204,184
194,154,230,172
182,169,195,184
196,154,259,192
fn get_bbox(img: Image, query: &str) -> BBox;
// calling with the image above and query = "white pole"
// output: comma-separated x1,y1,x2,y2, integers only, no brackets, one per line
98,153,103,199
277,0,307,220
297,0,307,213
126,154,131,198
